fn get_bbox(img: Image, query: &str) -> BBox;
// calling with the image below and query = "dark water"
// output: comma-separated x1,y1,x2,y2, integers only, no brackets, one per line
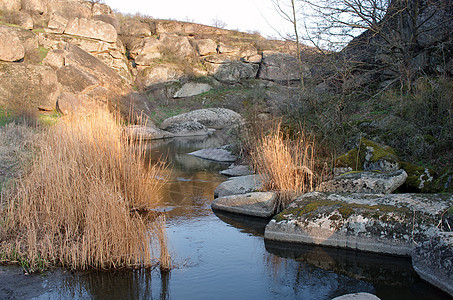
0,133,450,299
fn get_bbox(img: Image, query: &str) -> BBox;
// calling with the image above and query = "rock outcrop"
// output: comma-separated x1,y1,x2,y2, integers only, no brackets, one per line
0,27,25,62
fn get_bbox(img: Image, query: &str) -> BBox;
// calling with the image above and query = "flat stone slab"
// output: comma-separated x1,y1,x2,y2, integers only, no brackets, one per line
220,164,254,177
412,231,453,297
123,125,174,140
332,293,381,300
211,192,277,218
214,174,264,198
160,108,244,130
265,192,453,256
161,121,211,137
319,169,407,194
188,147,236,162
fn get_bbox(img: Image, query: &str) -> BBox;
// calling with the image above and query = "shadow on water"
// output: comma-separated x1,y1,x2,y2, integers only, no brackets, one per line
212,208,270,237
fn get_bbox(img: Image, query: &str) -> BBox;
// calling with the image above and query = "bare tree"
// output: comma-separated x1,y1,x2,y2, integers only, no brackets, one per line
271,0,306,89
211,17,227,29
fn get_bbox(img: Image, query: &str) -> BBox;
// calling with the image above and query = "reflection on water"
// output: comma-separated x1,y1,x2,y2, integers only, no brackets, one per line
3,132,450,299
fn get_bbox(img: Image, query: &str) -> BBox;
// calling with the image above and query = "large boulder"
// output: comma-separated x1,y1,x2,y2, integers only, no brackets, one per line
2,10,33,29
319,169,408,194
265,192,453,256
56,65,99,94
130,37,162,65
192,39,217,56
159,34,194,57
412,232,453,297
0,27,24,62
64,18,117,43
46,13,69,34
160,108,244,130
211,192,278,218
136,64,184,88
214,174,264,198
258,51,309,82
207,61,259,83
0,63,59,110
161,121,210,137
21,0,46,14
220,164,254,177
47,0,91,20
2,25,38,54
173,82,211,98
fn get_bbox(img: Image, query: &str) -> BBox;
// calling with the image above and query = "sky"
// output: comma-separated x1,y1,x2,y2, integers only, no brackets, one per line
104,0,295,39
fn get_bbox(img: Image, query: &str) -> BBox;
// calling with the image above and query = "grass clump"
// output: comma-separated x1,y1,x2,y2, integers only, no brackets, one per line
250,122,323,211
0,107,169,271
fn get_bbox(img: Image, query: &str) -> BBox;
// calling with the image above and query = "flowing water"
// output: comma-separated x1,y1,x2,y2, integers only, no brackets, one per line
0,133,450,299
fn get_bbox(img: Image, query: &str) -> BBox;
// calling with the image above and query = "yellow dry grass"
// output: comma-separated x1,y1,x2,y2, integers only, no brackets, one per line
0,108,169,271
251,122,319,210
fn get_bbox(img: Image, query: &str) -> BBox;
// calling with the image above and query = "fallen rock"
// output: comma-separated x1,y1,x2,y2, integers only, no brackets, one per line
188,147,236,162
332,293,381,300
123,125,174,141
412,231,453,297
162,121,210,137
220,164,254,177
130,37,162,65
46,13,69,34
56,64,99,94
214,174,264,198
265,192,453,256
399,162,436,192
160,108,244,130
65,18,117,43
0,27,24,62
211,192,277,218
173,82,211,98
318,169,407,194
159,34,194,57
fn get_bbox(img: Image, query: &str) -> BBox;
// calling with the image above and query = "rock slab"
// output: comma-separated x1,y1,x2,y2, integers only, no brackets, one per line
214,174,263,198
188,147,236,162
160,108,244,130
319,169,407,194
212,192,277,218
265,192,453,256
220,164,254,177
332,293,381,300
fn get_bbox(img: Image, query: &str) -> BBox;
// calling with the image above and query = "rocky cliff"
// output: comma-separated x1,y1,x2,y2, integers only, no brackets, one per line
0,0,310,123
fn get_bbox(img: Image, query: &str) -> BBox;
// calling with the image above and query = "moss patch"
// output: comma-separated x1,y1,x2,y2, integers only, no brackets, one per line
335,148,362,170
399,161,436,192
359,138,399,164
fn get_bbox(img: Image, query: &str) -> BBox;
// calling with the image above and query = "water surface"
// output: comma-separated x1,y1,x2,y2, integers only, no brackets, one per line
0,133,449,299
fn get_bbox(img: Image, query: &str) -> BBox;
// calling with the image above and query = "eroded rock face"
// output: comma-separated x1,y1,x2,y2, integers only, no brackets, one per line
0,0,21,11
0,63,59,110
159,34,194,57
212,192,277,217
0,27,24,62
319,169,407,194
207,61,259,83
130,37,162,65
120,19,152,37
136,64,183,87
258,51,309,82
412,232,453,297
214,174,264,198
160,108,244,130
265,192,453,256
65,18,117,43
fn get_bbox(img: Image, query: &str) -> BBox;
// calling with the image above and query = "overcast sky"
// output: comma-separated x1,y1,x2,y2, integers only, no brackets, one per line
104,0,294,39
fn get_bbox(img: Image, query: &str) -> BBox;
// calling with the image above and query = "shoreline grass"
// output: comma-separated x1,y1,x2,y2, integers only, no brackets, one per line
250,121,323,211
0,107,170,271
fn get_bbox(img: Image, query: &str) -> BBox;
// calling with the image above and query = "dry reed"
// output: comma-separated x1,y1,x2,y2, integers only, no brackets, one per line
251,122,319,211
0,108,169,271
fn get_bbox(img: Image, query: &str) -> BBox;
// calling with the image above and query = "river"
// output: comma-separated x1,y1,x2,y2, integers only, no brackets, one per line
0,133,449,299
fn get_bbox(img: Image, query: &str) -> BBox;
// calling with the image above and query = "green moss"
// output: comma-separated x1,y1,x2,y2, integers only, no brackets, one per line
274,199,412,223
359,138,399,164
335,148,362,170
399,161,436,192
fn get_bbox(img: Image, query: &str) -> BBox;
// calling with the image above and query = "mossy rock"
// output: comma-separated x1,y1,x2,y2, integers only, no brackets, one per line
359,138,400,172
335,148,362,171
434,169,453,193
399,161,437,193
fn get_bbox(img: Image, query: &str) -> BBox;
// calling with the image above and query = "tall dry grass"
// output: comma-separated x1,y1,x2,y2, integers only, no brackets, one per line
251,122,321,210
0,108,169,271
